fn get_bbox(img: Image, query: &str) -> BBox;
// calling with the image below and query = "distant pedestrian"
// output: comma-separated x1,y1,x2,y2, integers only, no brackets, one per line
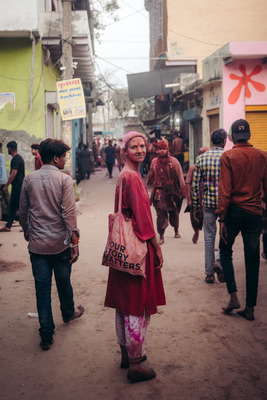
147,137,157,170
0,141,25,232
31,143,43,170
19,138,84,350
75,142,84,182
216,119,267,321
93,141,99,167
171,131,184,169
105,140,115,178
0,142,9,220
114,143,123,171
147,139,186,244
191,129,227,284
79,144,93,180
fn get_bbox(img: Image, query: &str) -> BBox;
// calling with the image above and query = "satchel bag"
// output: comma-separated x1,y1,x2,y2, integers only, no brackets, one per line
102,182,147,278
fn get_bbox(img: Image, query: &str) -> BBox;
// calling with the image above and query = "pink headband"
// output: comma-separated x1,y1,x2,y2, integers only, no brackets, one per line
120,131,147,150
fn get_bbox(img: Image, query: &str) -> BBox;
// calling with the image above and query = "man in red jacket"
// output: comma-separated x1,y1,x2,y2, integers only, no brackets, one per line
216,119,267,321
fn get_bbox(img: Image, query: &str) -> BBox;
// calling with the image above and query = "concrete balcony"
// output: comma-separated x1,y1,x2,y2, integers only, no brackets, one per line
40,10,94,84
0,0,39,38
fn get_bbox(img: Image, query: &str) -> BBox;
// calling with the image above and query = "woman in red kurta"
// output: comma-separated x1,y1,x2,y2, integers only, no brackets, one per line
104,131,166,383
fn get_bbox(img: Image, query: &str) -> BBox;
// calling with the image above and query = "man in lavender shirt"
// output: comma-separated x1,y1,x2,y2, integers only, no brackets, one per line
19,139,84,351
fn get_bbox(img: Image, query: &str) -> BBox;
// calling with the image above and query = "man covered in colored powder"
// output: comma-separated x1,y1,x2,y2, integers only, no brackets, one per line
147,139,186,245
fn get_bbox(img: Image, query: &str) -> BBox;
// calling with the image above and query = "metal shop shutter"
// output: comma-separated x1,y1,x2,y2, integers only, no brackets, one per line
207,108,219,139
245,106,267,152
46,105,54,138
209,114,219,135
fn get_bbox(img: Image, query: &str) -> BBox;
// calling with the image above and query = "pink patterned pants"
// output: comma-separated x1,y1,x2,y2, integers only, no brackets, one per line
115,310,150,363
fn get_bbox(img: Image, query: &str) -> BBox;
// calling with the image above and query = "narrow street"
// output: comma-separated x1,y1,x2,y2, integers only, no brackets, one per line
0,168,266,400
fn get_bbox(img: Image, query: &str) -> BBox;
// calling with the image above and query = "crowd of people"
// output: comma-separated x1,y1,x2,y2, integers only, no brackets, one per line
90,131,189,180
0,119,266,383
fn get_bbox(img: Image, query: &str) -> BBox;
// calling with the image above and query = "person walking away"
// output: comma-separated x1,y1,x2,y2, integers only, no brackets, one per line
171,131,184,169
191,129,227,284
216,119,267,321
186,147,209,244
31,143,43,170
79,144,93,180
104,131,165,382
93,141,99,168
105,140,115,178
19,139,84,350
183,140,189,174
0,142,9,221
75,142,83,183
0,141,25,232
147,138,157,170
147,139,186,245
114,143,123,172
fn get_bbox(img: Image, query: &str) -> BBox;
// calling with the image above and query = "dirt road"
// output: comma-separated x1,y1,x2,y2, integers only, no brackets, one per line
0,168,266,400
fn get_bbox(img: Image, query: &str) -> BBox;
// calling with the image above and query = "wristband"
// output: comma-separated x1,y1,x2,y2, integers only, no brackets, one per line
70,244,79,248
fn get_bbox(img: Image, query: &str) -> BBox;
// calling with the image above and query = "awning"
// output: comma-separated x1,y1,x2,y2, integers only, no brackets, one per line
127,65,196,99
142,112,171,127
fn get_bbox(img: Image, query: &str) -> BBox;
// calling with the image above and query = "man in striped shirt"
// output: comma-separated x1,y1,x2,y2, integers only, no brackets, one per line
191,129,227,284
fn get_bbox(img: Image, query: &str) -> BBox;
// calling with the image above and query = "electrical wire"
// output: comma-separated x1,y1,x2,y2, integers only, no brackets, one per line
95,55,133,74
99,39,149,43
95,62,128,99
168,27,223,47
119,0,148,19
106,8,146,26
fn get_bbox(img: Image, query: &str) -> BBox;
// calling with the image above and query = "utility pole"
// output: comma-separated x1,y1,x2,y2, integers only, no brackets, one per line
87,101,93,149
61,0,74,175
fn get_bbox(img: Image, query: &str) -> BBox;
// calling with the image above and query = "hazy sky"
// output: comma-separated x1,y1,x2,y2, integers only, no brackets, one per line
94,0,149,88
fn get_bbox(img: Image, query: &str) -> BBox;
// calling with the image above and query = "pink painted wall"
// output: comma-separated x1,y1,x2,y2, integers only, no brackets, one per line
229,41,267,56
223,59,267,149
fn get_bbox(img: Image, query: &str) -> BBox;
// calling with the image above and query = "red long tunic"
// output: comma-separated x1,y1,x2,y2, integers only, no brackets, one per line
104,170,166,316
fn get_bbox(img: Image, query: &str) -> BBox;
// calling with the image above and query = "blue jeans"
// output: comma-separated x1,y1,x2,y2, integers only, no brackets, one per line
203,207,217,275
219,205,262,307
30,249,75,343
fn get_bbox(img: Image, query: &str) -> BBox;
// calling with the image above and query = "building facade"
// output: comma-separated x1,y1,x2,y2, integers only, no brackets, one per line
144,0,267,163
177,41,267,165
0,0,95,176
202,42,267,151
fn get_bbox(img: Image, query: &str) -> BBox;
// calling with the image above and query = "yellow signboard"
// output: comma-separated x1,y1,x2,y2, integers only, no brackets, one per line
56,78,86,121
